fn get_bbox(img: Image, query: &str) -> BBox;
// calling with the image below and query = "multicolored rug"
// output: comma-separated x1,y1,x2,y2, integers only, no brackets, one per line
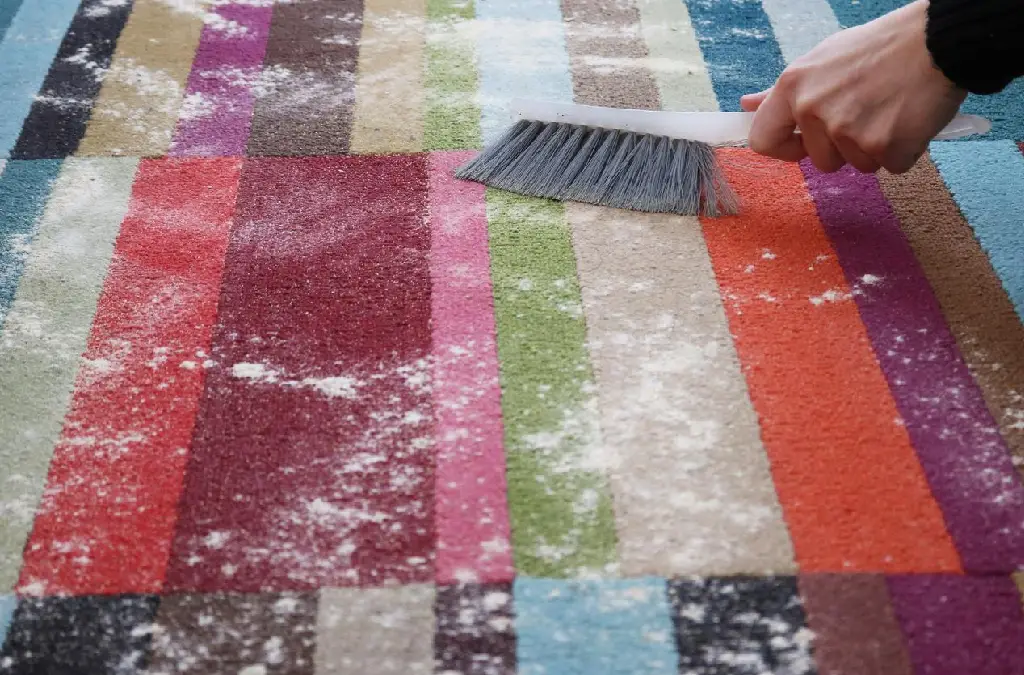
1,0,1023,671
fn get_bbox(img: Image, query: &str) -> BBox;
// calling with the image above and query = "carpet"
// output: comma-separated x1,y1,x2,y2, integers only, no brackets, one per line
0,0,1023,672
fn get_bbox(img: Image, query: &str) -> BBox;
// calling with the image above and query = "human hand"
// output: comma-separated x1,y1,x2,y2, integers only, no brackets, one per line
740,0,967,174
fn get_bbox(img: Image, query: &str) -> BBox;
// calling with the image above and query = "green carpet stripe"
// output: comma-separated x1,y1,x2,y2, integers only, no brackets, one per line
486,188,618,577
424,0,481,150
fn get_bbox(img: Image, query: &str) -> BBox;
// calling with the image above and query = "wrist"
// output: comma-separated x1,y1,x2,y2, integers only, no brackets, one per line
925,0,1017,94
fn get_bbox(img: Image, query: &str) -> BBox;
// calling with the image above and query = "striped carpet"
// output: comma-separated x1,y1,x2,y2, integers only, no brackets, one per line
1,0,1023,672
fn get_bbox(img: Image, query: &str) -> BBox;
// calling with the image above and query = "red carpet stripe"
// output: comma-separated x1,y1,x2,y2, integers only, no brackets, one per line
16,158,241,596
700,149,961,573
428,151,513,585
165,154,434,593
803,164,1024,572
887,574,1024,674
798,573,914,675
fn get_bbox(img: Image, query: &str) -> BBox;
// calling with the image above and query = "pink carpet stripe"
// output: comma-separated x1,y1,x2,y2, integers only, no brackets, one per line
803,164,1024,572
429,151,513,585
168,4,273,157
16,158,241,596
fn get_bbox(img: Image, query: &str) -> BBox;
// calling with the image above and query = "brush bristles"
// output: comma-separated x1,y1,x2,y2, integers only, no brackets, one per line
454,119,740,217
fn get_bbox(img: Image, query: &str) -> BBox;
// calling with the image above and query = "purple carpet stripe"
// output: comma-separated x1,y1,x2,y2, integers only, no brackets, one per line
803,163,1024,573
169,3,272,157
887,574,1024,675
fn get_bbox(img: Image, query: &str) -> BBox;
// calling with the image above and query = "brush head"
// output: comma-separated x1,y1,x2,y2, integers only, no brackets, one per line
454,119,740,217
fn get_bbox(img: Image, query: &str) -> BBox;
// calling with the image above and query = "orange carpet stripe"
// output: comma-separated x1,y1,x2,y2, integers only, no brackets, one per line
700,149,961,573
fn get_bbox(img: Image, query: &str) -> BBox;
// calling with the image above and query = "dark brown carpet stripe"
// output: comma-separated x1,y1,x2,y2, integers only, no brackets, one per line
247,0,364,156
798,573,913,675
877,157,1024,477
147,592,318,674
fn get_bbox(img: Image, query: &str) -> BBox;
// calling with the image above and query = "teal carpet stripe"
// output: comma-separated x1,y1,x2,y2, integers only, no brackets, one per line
682,0,786,111
0,0,25,44
0,159,62,329
0,594,14,649
930,140,1024,321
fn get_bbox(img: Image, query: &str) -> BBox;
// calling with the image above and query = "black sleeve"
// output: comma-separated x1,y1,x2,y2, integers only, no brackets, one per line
925,0,1024,94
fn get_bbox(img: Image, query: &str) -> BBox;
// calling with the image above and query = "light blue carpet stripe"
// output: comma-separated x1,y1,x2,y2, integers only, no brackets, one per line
0,160,63,331
682,0,787,111
0,0,82,158
474,0,573,144
761,0,841,63
514,577,678,675
825,0,1024,140
929,140,1024,321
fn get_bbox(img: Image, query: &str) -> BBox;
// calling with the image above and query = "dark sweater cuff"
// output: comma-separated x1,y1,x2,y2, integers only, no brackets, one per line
925,0,1024,95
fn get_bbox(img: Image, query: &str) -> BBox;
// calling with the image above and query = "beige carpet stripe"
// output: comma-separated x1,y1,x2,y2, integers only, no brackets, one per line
349,0,427,154
315,585,435,674
563,0,795,575
634,0,717,112
77,0,206,157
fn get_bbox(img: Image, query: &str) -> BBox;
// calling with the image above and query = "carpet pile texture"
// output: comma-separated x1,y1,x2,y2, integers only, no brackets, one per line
0,0,1023,672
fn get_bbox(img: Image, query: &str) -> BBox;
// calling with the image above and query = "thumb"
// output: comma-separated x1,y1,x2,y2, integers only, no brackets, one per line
740,89,770,112
747,87,807,162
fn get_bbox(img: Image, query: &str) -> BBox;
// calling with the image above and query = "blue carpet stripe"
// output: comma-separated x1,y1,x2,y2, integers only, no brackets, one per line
0,159,63,331
824,0,1024,140
0,0,82,158
514,577,679,675
681,0,786,111
929,140,1024,322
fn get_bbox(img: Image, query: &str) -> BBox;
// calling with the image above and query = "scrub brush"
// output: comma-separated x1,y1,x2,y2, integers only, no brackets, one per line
454,98,991,217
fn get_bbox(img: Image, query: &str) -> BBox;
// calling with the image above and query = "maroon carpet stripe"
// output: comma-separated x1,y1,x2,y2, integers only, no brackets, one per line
887,574,1024,675
246,0,363,156
435,582,517,674
798,573,913,675
164,154,433,593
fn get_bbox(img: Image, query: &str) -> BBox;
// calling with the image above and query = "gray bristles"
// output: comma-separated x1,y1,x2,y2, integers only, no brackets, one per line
454,119,740,217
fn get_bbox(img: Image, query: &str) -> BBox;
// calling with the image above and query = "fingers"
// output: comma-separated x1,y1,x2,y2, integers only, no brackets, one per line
740,89,769,112
747,88,808,162
834,135,881,173
797,115,845,172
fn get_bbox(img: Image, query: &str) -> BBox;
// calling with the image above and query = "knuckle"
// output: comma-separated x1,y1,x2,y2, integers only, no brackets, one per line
792,98,817,124
859,136,889,159
776,68,803,91
826,115,857,141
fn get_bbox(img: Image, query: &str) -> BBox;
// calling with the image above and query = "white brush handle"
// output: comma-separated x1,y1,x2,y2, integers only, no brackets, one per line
510,99,990,144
